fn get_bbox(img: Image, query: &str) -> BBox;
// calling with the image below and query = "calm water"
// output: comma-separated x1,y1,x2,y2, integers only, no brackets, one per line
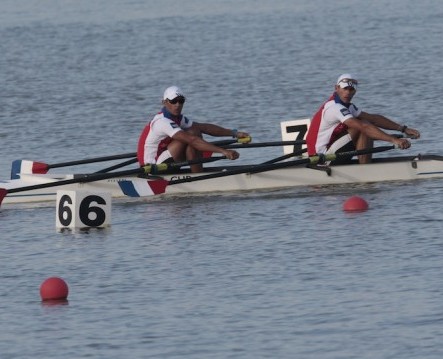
1,0,443,358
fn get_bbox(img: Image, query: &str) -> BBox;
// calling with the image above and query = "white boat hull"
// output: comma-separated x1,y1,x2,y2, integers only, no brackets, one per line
2,155,443,205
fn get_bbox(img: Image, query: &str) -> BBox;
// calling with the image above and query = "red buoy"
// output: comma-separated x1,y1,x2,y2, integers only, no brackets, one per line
343,196,369,212
40,277,69,301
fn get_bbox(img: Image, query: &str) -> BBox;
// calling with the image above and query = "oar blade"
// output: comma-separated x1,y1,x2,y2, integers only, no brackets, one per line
11,160,49,179
118,179,168,197
0,188,7,206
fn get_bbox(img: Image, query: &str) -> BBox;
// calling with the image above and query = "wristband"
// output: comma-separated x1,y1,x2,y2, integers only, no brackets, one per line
401,125,408,133
232,129,238,138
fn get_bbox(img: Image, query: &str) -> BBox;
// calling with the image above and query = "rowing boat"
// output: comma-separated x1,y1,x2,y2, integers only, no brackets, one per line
1,119,439,206
2,154,443,205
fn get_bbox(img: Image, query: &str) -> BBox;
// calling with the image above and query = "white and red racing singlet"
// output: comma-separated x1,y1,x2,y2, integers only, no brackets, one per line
137,110,193,165
306,93,361,156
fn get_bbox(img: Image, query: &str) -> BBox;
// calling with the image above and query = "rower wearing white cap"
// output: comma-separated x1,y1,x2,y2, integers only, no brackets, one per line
137,86,250,172
306,74,420,164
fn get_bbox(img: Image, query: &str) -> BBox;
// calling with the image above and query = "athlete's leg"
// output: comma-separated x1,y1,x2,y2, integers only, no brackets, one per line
348,127,373,164
167,126,204,172
326,134,355,165
184,126,204,172
167,140,187,162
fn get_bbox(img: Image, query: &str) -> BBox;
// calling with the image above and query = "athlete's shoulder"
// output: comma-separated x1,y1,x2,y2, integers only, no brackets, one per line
324,101,353,120
152,111,167,120
151,111,177,126
181,115,193,127
350,103,359,112
324,98,342,111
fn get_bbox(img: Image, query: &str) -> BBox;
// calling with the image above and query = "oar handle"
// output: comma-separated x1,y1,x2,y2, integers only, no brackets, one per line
237,136,252,144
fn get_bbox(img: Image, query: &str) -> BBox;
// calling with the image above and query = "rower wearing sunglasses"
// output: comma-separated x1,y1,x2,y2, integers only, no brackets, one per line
137,86,250,172
306,74,420,165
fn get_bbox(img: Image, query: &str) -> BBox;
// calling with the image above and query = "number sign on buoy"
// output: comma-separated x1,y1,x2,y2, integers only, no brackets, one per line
56,190,111,230
280,118,311,156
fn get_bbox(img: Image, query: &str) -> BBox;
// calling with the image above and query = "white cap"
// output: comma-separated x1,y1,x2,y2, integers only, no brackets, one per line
163,86,185,100
336,74,358,89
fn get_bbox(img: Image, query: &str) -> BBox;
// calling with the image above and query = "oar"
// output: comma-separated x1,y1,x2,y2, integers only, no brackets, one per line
12,137,252,177
2,166,160,199
167,145,397,185
29,152,137,173
223,136,413,150
0,156,227,206
115,145,397,199
10,154,137,178
94,138,250,173
1,146,398,205
226,136,412,149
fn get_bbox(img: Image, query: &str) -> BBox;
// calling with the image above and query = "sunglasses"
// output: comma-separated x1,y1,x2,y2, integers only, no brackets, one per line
339,78,358,84
168,97,185,105
338,79,358,89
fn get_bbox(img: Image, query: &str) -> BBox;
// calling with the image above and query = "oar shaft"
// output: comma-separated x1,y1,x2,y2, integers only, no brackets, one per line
223,140,305,149
6,167,148,194
165,156,227,169
1,145,398,204
169,145,396,185
334,145,396,158
171,157,314,184
211,136,251,146
4,156,229,195
40,137,248,170
261,148,307,164
48,152,136,169
95,158,139,173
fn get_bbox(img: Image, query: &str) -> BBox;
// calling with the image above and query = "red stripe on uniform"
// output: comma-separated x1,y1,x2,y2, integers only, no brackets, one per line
306,93,335,156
